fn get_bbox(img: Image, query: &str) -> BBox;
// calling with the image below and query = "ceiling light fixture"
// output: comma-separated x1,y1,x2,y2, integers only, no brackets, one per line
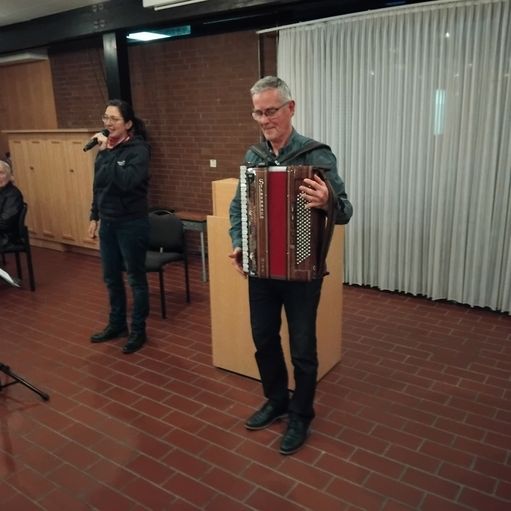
127,31,172,41
126,25,191,42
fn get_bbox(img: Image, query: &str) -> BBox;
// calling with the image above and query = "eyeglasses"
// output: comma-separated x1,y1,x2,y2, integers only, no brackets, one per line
251,101,291,120
102,115,123,123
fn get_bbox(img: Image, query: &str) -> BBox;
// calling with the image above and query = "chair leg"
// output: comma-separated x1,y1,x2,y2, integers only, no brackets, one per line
158,269,166,319
15,252,22,279
25,246,36,291
184,259,191,303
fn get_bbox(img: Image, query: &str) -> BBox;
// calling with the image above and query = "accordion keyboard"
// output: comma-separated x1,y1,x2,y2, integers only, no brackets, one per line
239,165,249,273
295,193,312,264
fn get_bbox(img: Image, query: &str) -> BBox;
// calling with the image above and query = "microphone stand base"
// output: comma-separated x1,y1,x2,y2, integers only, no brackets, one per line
0,363,50,401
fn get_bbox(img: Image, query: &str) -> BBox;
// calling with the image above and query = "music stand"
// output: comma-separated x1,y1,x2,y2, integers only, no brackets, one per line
0,266,50,401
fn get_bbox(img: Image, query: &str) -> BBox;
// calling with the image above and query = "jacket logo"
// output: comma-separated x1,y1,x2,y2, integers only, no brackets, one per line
117,160,126,167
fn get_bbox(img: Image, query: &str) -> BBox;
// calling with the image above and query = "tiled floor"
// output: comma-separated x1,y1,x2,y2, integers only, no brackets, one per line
0,247,510,511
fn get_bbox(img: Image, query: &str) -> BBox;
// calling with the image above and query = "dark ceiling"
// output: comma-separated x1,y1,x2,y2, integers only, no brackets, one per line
0,0,436,55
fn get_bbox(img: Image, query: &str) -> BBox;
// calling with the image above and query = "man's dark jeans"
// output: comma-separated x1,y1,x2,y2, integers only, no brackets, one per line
248,276,323,420
99,217,149,335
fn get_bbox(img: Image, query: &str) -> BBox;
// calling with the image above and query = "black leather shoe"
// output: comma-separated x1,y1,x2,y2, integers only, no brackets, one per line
122,332,147,354
245,401,288,430
90,325,128,343
280,415,311,455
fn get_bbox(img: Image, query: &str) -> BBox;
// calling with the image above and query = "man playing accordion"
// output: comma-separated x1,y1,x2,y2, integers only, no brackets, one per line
229,76,353,455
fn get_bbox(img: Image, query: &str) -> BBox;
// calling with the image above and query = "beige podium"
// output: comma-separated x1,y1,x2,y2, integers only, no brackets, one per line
208,178,344,387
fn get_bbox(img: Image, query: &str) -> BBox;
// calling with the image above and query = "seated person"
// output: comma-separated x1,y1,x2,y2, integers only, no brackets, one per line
1,152,12,169
0,160,23,248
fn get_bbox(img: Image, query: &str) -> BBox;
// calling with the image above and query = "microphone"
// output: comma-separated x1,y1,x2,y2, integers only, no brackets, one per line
83,129,109,152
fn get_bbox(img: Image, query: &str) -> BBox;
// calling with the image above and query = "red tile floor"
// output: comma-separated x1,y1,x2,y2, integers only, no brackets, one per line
0,247,510,511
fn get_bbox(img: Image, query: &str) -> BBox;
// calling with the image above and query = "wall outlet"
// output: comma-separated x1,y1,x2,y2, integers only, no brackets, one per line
210,159,217,168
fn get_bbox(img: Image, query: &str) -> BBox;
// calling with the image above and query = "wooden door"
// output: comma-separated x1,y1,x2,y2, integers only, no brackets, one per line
8,137,43,237
45,136,75,243
27,137,59,241
61,134,98,248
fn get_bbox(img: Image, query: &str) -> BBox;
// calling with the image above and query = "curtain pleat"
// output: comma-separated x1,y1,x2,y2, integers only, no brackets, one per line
277,0,511,313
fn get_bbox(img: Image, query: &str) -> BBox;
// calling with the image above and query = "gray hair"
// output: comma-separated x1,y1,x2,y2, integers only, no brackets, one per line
250,76,293,102
0,160,12,178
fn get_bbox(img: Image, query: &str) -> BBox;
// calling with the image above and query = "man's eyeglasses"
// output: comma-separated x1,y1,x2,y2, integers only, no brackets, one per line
251,101,291,120
102,115,123,123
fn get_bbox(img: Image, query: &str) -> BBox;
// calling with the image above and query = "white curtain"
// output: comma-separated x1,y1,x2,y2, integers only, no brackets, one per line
277,0,511,313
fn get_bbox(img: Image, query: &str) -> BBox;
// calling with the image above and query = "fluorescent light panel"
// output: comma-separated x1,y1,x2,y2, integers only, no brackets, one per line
127,25,191,42
127,31,171,41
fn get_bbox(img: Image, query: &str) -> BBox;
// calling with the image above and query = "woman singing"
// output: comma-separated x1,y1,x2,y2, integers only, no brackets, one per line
88,99,150,354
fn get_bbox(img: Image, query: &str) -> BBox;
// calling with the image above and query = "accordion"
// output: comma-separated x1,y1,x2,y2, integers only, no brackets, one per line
240,165,335,281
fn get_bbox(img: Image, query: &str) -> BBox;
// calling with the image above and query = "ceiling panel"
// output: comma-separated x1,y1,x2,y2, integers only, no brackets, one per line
0,0,107,27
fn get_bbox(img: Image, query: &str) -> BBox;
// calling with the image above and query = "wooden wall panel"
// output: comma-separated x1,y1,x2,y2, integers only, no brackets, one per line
0,60,58,158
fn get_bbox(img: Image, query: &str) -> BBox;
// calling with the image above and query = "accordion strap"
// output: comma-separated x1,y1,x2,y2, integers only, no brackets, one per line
248,140,329,165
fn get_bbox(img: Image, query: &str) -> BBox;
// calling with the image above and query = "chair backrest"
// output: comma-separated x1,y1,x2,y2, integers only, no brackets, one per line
148,210,185,253
17,202,29,242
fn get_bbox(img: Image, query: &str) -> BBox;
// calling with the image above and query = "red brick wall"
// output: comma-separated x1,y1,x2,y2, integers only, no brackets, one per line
51,47,108,130
260,33,278,77
130,31,261,214
50,31,265,216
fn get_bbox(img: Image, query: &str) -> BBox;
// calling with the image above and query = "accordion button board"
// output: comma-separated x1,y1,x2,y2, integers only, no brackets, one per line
240,165,325,281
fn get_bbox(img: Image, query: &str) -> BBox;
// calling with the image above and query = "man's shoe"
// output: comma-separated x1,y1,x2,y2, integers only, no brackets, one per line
122,332,147,354
279,415,311,455
245,401,288,430
90,325,128,343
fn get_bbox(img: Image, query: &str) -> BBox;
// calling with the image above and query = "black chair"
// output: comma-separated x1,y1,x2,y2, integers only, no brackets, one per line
145,209,190,319
0,202,35,291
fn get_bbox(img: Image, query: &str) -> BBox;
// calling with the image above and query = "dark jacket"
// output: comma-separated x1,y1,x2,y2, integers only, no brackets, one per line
90,135,150,222
0,181,24,246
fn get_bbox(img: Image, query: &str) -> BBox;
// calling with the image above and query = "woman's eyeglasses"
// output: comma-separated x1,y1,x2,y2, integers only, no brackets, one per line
102,115,123,123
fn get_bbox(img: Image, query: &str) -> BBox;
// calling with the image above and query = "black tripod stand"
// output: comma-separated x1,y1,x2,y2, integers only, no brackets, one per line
0,267,50,401
0,363,49,401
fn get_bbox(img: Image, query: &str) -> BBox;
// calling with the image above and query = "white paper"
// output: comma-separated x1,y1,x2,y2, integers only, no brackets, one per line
0,267,21,287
